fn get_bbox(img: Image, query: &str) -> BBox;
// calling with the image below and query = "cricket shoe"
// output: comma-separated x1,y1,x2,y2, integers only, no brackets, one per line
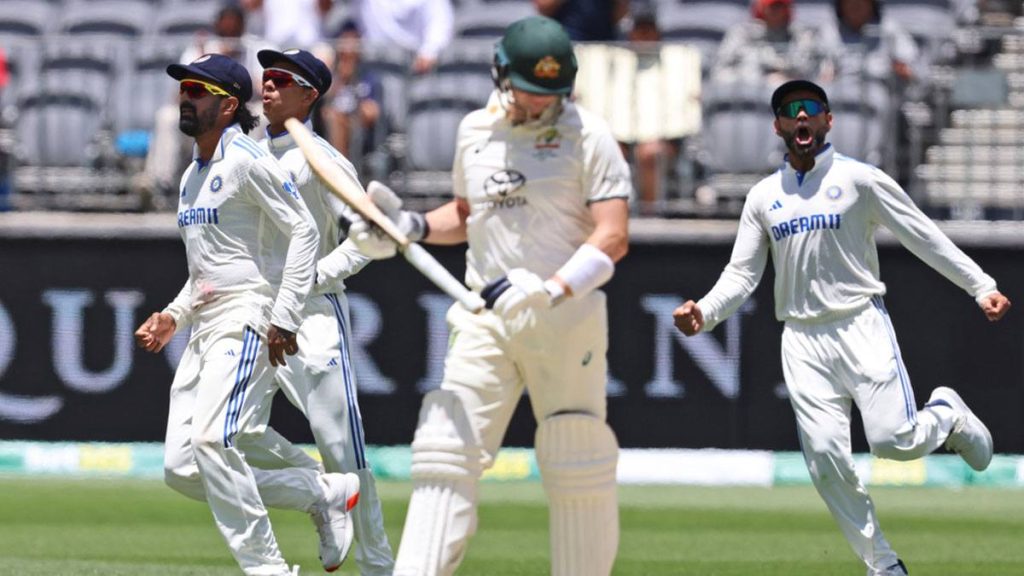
311,472,361,572
927,387,993,471
869,559,908,575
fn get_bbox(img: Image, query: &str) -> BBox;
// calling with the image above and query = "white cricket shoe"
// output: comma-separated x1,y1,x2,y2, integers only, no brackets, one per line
927,387,993,471
869,559,908,575
311,472,361,572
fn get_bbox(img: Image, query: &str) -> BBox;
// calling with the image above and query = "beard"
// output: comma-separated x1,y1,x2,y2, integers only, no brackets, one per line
178,102,220,137
780,124,828,159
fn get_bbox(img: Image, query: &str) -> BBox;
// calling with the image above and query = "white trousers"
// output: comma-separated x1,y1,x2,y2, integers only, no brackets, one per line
782,297,956,573
442,290,610,466
272,293,395,575
164,323,324,576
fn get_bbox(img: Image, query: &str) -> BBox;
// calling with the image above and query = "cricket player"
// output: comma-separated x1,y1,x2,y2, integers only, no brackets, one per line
256,47,395,575
347,16,632,576
133,54,360,576
672,79,1011,576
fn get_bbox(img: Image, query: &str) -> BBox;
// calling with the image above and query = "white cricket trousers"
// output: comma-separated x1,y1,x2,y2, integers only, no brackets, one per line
164,322,325,576
443,290,609,463
272,293,394,575
781,296,957,574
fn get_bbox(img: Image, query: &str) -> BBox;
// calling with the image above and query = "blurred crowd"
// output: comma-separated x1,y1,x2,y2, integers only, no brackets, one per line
0,0,1019,215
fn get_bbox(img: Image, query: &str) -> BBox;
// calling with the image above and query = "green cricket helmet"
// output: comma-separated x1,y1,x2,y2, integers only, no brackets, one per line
492,15,578,96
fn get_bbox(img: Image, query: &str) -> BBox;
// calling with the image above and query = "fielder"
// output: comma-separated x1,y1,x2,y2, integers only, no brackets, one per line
672,79,1011,576
134,54,359,576
256,47,395,575
347,16,632,576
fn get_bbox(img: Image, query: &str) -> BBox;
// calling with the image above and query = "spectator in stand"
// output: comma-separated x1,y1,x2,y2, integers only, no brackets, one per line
240,0,333,49
322,20,383,164
824,0,919,84
181,4,267,104
354,0,454,74
621,5,680,212
712,0,839,87
145,4,270,203
533,0,630,41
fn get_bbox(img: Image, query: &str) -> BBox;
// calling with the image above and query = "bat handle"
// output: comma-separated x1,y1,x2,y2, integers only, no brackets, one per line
401,243,486,313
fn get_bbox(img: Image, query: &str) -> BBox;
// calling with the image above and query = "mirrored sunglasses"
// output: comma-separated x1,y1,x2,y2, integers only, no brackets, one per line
263,67,314,89
776,98,828,118
179,79,231,99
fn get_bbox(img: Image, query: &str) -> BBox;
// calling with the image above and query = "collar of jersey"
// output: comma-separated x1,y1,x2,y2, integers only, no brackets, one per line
782,143,834,182
265,117,313,153
192,124,244,168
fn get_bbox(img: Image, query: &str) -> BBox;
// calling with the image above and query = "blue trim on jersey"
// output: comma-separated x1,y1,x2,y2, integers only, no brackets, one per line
326,293,367,469
314,136,340,158
233,138,265,159
232,140,260,159
224,327,260,447
870,296,918,426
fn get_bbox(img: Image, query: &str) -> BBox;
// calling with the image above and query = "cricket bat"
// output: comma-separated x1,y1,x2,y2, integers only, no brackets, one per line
284,118,485,313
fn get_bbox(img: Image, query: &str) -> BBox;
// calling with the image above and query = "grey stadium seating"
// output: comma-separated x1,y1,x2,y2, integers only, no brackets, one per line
57,0,152,39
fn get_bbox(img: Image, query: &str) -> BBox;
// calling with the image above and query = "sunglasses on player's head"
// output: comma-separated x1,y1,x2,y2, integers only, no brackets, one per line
179,79,231,99
776,98,828,119
263,67,314,89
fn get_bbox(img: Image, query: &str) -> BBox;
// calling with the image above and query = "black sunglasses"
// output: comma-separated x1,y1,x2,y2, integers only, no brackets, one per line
776,99,828,118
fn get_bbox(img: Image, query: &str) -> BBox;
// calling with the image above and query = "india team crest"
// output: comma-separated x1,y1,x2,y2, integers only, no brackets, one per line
826,186,843,200
210,175,223,192
283,180,300,199
534,56,560,79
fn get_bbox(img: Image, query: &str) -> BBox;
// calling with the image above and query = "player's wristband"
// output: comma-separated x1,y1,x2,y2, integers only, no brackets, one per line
402,211,429,242
554,243,615,300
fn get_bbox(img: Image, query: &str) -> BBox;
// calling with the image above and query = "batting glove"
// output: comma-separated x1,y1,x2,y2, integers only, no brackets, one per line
347,181,428,260
481,268,563,318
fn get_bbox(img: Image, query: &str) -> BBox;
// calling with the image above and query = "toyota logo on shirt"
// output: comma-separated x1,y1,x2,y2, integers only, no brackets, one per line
483,170,526,198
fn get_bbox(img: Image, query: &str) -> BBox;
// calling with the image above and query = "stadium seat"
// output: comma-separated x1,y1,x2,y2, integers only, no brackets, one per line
827,76,893,166
656,0,748,74
33,40,121,116
883,0,958,65
57,0,152,39
361,43,414,133
454,0,537,39
404,74,483,173
701,78,782,175
15,91,104,167
113,41,183,135
0,1,55,38
151,3,219,40
0,39,40,114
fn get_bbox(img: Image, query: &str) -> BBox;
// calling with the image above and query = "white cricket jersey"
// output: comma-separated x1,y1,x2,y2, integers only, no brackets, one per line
163,124,319,337
454,93,632,290
698,145,997,330
262,120,371,296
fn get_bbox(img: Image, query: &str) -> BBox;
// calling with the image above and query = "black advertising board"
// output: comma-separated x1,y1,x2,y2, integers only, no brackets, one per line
1,236,1021,452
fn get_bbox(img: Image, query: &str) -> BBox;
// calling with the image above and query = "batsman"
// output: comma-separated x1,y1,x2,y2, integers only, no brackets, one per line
346,15,632,576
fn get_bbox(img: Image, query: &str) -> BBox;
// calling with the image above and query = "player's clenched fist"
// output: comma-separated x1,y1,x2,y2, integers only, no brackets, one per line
134,312,176,353
672,300,704,336
979,291,1012,322
266,324,299,367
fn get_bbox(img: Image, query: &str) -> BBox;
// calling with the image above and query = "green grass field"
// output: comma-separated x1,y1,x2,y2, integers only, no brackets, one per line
1,476,1022,575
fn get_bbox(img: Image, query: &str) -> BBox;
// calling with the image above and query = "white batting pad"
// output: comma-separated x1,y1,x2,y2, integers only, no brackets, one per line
394,390,483,576
536,412,620,576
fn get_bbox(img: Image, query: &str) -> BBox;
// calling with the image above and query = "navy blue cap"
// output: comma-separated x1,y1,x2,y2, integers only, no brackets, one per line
771,79,829,115
258,48,332,94
167,53,253,101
